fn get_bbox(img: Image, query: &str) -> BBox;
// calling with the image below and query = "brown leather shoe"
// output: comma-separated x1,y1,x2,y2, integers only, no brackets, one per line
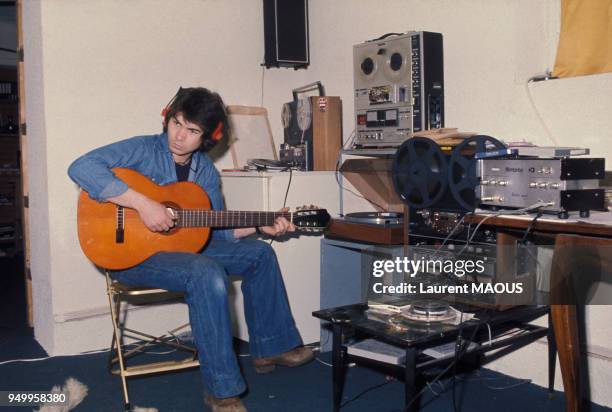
252,346,314,373
204,394,247,412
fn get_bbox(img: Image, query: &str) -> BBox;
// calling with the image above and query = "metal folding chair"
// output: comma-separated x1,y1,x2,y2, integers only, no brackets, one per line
105,270,200,411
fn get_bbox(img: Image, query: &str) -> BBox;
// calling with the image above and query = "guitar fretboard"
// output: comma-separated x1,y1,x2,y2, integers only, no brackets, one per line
175,210,292,228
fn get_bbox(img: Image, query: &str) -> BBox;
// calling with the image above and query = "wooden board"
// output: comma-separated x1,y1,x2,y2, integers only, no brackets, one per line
208,105,277,170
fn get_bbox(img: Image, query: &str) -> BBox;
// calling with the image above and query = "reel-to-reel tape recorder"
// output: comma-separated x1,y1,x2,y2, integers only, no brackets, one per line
390,135,606,217
353,31,444,147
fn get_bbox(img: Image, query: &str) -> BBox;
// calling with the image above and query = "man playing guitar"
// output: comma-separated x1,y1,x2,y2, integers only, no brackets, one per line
68,87,314,412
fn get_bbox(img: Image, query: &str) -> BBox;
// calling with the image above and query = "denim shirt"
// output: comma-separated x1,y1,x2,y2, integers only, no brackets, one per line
68,132,235,242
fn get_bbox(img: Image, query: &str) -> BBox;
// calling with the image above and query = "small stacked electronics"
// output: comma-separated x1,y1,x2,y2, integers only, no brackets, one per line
478,157,604,218
353,31,444,148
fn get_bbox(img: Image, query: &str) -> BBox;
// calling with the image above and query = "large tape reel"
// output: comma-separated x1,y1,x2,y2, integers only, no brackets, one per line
447,135,506,211
381,44,411,83
354,47,379,86
392,137,448,209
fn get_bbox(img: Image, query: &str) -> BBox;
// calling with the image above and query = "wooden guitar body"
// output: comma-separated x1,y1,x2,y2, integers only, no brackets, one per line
77,168,211,270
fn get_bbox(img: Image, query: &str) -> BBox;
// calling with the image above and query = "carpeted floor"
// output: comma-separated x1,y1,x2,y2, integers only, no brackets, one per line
1,337,612,412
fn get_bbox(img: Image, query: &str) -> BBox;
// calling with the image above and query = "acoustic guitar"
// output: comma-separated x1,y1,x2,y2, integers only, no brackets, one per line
77,168,331,270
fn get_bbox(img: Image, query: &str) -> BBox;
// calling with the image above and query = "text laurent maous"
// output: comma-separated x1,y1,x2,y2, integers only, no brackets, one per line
372,282,524,294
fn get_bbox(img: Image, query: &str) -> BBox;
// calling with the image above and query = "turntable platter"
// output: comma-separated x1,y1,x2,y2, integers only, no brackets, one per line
345,212,404,226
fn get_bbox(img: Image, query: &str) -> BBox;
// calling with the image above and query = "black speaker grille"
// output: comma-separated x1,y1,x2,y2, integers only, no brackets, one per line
264,0,310,68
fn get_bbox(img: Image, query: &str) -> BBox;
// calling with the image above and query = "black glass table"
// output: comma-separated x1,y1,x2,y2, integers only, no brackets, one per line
313,303,554,412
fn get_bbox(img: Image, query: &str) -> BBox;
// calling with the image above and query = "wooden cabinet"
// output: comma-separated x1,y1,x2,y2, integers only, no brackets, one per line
0,66,21,257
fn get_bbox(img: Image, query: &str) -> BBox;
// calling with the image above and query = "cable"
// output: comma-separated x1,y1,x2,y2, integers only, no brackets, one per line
0,348,110,366
458,202,552,256
0,334,195,366
369,32,403,42
525,76,559,146
484,378,532,390
400,356,457,412
315,357,332,367
282,168,293,208
342,128,357,151
260,65,265,107
425,380,441,396
269,168,293,246
452,311,465,412
519,211,543,245
333,130,387,212
341,379,392,408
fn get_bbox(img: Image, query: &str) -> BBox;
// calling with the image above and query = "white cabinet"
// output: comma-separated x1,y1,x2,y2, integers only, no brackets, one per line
221,171,340,344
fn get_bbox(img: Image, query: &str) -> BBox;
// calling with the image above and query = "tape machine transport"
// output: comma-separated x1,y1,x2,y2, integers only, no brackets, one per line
353,31,444,148
281,81,342,171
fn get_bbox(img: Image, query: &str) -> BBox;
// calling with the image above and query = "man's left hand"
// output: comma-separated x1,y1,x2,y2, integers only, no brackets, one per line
259,207,296,237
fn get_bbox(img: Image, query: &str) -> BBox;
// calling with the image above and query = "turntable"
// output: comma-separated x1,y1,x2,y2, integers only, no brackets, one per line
327,156,407,244
327,212,405,245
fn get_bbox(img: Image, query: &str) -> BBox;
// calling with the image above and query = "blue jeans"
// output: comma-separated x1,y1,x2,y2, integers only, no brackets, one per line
113,238,302,398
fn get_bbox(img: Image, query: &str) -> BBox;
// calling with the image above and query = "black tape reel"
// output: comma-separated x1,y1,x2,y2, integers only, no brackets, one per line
392,137,448,209
447,135,506,211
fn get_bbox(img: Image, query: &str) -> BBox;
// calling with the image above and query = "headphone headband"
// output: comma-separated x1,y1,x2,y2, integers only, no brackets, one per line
161,87,183,117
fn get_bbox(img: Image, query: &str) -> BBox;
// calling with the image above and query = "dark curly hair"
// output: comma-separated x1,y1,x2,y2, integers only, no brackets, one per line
162,87,230,152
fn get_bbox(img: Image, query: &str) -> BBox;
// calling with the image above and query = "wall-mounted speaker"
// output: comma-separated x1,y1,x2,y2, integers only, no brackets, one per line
263,0,309,69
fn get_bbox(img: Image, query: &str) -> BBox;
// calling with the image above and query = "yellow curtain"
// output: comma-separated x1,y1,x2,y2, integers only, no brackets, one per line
552,0,612,78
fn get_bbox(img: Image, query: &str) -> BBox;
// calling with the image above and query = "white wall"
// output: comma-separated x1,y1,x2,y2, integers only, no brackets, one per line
22,0,612,405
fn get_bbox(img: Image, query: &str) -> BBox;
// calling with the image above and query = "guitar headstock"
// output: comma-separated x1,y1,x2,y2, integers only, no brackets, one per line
293,205,331,232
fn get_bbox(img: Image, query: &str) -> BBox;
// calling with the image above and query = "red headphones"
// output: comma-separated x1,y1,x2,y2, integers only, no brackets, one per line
211,122,223,141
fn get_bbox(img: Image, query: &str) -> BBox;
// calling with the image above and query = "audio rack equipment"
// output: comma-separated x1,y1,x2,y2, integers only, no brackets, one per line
478,158,604,218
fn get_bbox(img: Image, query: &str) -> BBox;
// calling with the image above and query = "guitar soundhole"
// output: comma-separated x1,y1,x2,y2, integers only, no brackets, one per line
162,202,181,236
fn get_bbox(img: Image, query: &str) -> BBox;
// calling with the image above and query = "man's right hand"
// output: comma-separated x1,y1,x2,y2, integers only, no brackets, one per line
107,188,176,232
135,197,176,232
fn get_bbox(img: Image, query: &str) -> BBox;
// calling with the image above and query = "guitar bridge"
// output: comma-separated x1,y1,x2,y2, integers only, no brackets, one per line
116,206,125,243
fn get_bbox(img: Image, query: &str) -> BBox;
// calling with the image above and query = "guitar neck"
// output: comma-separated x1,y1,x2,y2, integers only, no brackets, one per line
175,210,292,228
